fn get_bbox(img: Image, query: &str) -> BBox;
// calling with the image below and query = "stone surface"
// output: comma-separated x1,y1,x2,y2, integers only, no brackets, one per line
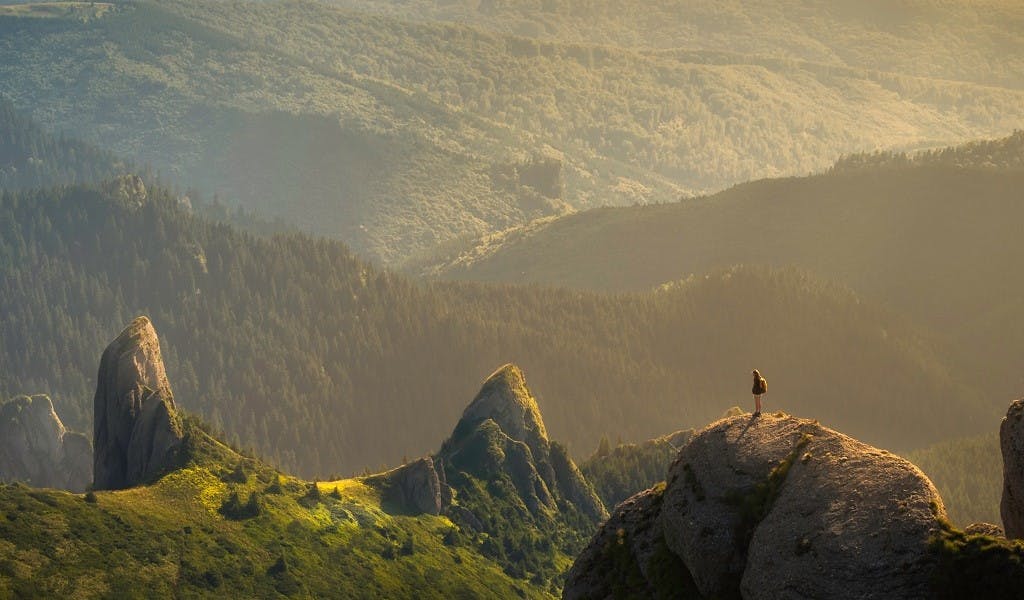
0,394,93,492
93,316,184,490
568,413,947,600
738,417,943,599
964,522,1005,537
564,487,683,600
1001,398,1024,538
369,457,444,516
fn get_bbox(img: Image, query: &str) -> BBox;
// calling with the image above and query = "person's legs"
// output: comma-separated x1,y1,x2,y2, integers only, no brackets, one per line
754,394,762,414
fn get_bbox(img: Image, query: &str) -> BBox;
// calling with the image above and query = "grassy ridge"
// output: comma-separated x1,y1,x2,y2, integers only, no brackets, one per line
0,418,555,598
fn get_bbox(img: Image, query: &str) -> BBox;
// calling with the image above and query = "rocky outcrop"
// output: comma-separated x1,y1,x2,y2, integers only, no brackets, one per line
964,522,1004,537
367,457,445,516
566,413,947,600
0,394,92,492
1001,398,1024,538
440,364,607,521
93,316,184,490
565,486,696,600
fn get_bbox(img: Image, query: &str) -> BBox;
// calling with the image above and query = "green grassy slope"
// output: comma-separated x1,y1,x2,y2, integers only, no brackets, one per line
0,418,557,598
2,0,1023,263
0,178,992,478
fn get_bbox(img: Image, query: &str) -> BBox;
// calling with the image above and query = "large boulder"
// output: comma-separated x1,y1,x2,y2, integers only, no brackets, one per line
93,316,184,490
1000,398,1024,538
0,394,92,492
564,486,695,600
567,413,947,600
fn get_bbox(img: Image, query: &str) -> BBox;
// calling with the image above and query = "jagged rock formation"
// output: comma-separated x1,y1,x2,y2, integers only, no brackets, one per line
363,364,605,525
367,457,444,516
1000,398,1024,538
0,394,92,491
566,413,947,600
439,364,607,521
93,316,184,490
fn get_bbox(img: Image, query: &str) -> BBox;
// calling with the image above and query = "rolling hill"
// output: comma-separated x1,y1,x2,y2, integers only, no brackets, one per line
0,172,996,478
426,135,1024,403
2,0,1023,263
339,0,1024,90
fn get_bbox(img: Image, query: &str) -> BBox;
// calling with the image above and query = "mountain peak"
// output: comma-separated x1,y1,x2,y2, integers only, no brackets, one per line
93,316,183,490
459,363,548,446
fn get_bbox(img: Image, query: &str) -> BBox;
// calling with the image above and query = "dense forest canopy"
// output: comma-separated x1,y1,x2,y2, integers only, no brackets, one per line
337,0,1024,90
0,176,996,477
1,0,1022,263
427,143,1024,408
0,97,126,189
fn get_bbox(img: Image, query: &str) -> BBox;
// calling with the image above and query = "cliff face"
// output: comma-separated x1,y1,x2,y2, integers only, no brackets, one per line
0,394,92,492
366,457,445,516
93,316,184,490
1000,398,1024,538
566,413,947,600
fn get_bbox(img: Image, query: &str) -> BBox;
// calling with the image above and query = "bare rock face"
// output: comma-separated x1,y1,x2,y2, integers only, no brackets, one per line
368,457,445,516
736,416,943,599
567,413,947,600
93,316,183,490
1001,399,1024,538
0,394,93,492
564,486,695,600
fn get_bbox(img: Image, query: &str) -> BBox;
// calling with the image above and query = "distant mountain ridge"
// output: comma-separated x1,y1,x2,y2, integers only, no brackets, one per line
3,0,1023,263
0,174,992,478
426,139,1024,405
337,0,1024,90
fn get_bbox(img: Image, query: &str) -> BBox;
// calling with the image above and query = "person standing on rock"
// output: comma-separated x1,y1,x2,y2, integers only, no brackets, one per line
752,369,767,416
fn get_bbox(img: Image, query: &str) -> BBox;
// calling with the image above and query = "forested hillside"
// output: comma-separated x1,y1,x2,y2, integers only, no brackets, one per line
428,148,1024,405
0,178,993,477
0,97,126,189
1,0,1022,263
340,0,1024,89
906,434,1002,527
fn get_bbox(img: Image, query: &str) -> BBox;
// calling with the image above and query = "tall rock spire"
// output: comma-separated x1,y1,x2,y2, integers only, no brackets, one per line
93,316,183,490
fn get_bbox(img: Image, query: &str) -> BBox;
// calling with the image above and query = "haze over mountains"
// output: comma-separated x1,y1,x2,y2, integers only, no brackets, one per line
2,0,1023,263
2,0,1023,595
0,104,1000,482
428,133,1024,404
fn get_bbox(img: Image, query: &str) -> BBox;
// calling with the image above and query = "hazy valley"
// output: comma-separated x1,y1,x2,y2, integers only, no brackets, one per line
2,0,1023,597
